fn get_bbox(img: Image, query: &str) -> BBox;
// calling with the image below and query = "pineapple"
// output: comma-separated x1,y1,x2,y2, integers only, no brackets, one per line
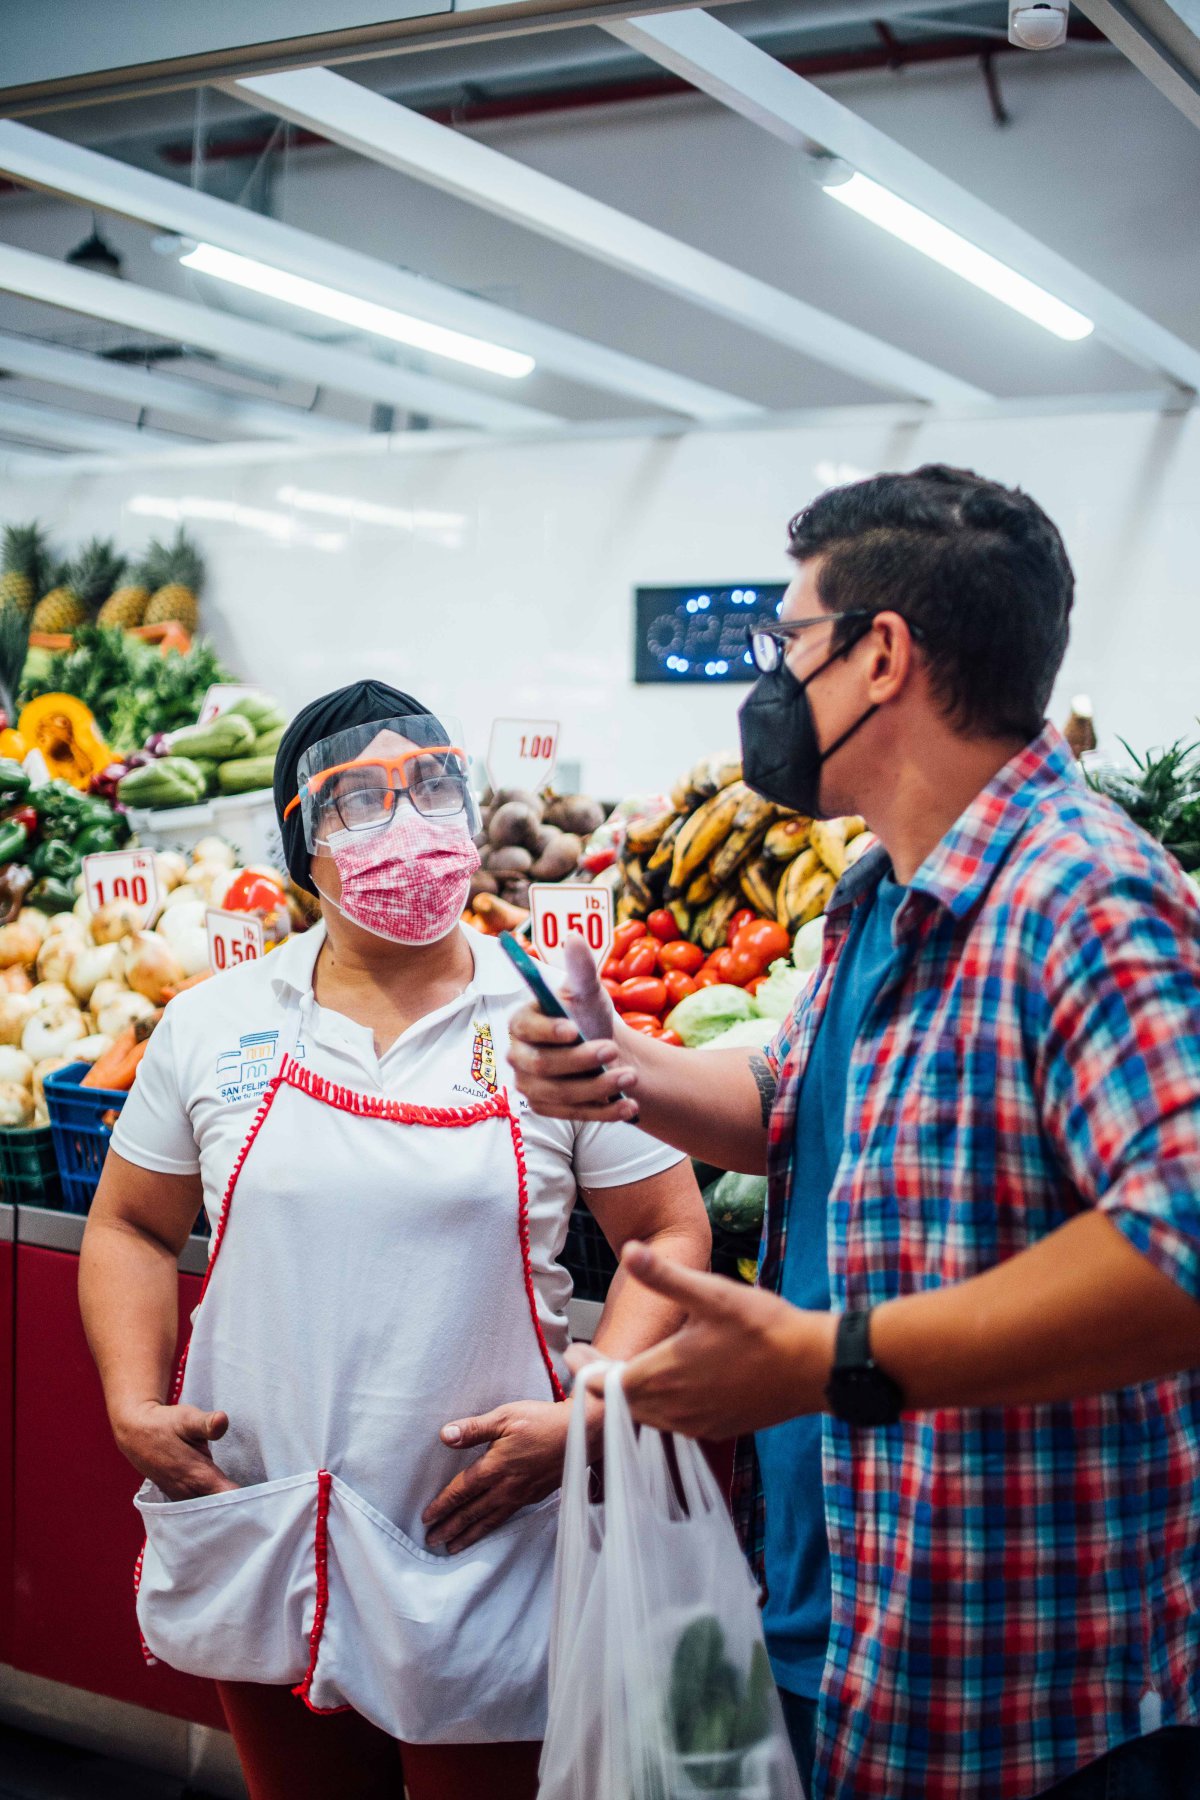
143,528,204,631
30,537,126,635
97,548,155,629
0,523,50,615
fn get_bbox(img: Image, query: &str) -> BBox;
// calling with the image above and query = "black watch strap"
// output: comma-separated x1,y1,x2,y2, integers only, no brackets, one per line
824,1307,905,1428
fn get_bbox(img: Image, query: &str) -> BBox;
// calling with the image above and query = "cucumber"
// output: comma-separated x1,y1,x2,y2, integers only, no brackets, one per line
118,755,208,810
167,714,256,761
225,695,286,736
217,754,276,795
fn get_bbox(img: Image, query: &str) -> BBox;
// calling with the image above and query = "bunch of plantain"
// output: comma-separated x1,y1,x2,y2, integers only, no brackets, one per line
617,747,872,947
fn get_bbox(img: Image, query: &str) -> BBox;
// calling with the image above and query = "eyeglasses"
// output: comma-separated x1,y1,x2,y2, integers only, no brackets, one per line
285,747,470,835
746,609,923,674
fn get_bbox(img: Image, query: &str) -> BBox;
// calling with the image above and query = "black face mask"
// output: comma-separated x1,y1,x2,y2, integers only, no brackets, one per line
739,625,877,818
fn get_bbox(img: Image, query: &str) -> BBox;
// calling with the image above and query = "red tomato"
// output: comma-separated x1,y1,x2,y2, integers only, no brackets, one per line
646,908,681,943
601,954,623,981
612,920,645,960
724,947,762,988
732,919,791,969
663,970,698,1006
631,1021,662,1038
619,939,660,980
725,907,757,947
616,976,668,1016
705,949,734,983
601,978,621,1001
659,940,704,975
620,1012,662,1033
658,1029,684,1047
225,870,287,915
694,969,724,990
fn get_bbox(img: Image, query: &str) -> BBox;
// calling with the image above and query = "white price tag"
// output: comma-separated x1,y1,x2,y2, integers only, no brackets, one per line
486,718,559,795
528,882,613,972
198,683,269,726
206,908,265,973
83,850,160,927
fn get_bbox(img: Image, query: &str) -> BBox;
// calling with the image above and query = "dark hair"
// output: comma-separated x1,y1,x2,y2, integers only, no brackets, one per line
787,463,1073,739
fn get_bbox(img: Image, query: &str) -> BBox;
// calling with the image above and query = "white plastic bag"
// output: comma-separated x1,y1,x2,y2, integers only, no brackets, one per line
540,1364,806,1800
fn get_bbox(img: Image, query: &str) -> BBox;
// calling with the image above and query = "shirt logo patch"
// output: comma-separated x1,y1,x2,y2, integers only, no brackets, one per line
470,1022,498,1095
215,1029,301,1103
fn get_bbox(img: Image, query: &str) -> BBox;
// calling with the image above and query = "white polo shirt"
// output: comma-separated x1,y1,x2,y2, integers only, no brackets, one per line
113,925,683,1359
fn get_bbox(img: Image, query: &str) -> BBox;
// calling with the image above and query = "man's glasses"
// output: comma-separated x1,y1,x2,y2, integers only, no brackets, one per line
746,609,922,674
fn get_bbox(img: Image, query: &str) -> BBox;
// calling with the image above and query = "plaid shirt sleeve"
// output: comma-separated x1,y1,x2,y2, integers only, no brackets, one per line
1035,861,1200,1298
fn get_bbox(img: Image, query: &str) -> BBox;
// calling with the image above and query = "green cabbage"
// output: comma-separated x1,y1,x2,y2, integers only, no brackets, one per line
665,983,758,1048
698,1017,777,1052
754,956,808,1021
792,915,826,973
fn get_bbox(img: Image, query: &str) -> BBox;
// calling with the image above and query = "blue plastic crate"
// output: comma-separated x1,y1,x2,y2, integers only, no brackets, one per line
44,1061,128,1215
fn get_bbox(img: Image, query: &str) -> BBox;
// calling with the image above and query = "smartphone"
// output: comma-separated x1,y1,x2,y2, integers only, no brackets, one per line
499,932,582,1037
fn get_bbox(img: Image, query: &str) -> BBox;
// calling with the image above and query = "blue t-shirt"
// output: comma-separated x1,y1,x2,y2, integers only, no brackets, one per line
755,869,907,1698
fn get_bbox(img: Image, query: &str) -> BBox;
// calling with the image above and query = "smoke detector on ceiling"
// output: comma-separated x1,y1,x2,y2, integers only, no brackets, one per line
1008,1,1070,49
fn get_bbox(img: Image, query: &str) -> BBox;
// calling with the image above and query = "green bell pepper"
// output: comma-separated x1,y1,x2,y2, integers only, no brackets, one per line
0,819,29,865
29,837,83,883
73,822,121,857
0,759,30,805
26,876,77,914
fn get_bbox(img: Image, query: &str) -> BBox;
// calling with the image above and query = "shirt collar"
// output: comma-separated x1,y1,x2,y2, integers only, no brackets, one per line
269,920,527,1003
909,721,1078,920
824,722,1079,927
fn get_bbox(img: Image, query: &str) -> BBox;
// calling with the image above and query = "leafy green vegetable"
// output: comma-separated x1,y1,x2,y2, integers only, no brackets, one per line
21,625,232,754
665,984,758,1048
753,956,807,1022
666,1616,773,1790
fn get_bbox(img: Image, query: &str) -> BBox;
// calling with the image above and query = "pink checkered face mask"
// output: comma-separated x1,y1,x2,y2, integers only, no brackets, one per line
326,807,480,945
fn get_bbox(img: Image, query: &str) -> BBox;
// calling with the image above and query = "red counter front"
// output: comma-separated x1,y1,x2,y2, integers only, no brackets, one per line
1,1208,14,1668
9,1218,224,1730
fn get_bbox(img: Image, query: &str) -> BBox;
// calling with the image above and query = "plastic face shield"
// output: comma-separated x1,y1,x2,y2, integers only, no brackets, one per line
288,715,480,855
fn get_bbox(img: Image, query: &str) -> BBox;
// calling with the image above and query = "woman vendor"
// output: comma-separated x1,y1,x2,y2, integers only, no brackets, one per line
79,680,709,1800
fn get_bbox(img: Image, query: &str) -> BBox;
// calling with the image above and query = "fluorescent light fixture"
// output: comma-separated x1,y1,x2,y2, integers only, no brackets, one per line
820,170,1094,342
179,242,535,378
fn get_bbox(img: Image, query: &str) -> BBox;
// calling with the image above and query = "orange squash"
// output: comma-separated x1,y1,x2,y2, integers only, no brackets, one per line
17,694,112,790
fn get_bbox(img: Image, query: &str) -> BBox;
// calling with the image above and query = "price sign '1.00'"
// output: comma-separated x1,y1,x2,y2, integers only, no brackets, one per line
486,718,560,795
83,850,161,929
528,882,613,972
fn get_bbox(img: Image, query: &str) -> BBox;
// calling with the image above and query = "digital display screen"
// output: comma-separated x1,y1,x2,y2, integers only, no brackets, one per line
633,583,787,685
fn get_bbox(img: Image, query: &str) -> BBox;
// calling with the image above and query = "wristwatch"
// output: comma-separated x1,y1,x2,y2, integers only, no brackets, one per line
824,1309,905,1427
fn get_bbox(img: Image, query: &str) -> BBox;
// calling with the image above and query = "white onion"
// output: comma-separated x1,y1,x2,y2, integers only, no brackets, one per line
96,991,156,1039
209,868,234,908
173,927,212,979
0,1081,33,1127
0,967,32,996
47,910,86,939
29,981,75,1011
0,923,42,970
0,1046,34,1087
90,900,143,946
0,992,36,1047
121,932,185,1005
73,892,92,923
75,1034,113,1066
23,1004,87,1064
35,935,79,986
193,837,236,869
33,1056,73,1107
68,942,121,1005
158,899,207,946
155,851,189,892
17,908,51,944
88,977,128,1019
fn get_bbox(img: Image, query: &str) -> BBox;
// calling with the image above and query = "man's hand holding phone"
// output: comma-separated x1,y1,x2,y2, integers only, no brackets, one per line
504,931,642,1123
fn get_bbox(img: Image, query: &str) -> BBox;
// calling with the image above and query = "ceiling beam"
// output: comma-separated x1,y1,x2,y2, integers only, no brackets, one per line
0,120,753,423
0,394,182,455
1071,0,1200,129
226,67,988,407
0,244,560,434
608,9,1200,394
0,330,358,442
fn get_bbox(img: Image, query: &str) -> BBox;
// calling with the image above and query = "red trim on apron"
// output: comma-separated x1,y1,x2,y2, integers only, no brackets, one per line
134,1054,566,1684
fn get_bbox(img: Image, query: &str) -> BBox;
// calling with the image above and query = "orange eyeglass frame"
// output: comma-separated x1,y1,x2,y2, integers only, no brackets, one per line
283,746,467,822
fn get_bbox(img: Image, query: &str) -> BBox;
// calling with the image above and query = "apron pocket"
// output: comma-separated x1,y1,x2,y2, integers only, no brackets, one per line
135,1470,320,1685
313,1476,559,1743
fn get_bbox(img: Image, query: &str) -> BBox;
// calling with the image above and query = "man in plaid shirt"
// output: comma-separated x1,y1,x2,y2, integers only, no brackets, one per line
511,466,1200,1799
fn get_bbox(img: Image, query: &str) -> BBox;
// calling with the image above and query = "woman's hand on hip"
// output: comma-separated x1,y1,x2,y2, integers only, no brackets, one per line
113,1399,239,1500
422,1401,569,1554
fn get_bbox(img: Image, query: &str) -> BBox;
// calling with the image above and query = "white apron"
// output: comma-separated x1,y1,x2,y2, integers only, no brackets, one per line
134,1048,566,1743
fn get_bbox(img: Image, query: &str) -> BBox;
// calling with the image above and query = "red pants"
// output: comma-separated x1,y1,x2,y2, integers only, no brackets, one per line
217,1682,541,1800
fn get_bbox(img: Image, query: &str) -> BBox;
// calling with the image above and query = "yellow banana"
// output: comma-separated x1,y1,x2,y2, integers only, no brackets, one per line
686,866,720,908
621,856,653,913
780,869,835,935
668,900,692,937
775,848,821,929
667,782,750,894
707,790,777,886
764,816,812,860
647,813,684,874
844,829,877,870
696,889,742,952
738,856,779,918
624,809,676,859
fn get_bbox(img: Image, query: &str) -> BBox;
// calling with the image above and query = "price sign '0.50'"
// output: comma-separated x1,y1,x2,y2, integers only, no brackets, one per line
486,718,560,795
528,882,614,972
206,908,265,974
83,850,161,929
